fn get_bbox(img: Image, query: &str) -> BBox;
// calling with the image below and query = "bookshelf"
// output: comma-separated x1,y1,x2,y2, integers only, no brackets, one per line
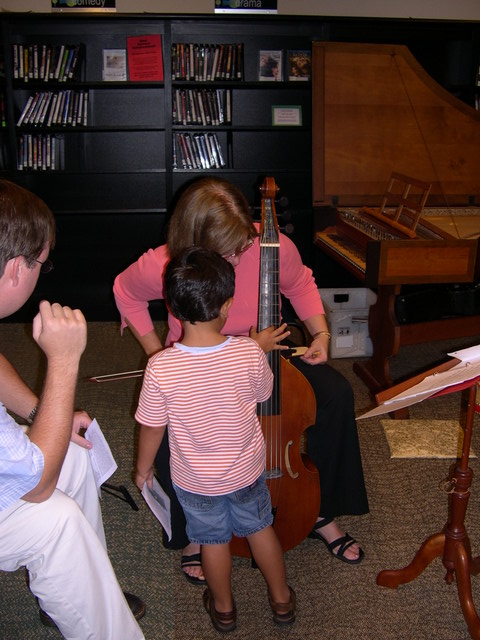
0,13,478,320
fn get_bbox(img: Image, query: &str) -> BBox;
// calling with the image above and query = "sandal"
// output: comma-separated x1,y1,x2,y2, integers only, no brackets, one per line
308,517,364,565
268,586,296,625
203,588,237,633
181,552,206,585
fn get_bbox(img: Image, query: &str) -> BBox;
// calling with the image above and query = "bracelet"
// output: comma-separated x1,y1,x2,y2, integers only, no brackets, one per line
27,405,38,424
312,330,331,341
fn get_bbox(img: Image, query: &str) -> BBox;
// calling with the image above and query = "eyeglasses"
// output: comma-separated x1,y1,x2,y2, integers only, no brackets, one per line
33,258,54,274
224,240,254,260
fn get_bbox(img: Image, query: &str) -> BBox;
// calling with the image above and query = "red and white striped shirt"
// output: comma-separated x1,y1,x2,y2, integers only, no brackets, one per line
135,336,273,495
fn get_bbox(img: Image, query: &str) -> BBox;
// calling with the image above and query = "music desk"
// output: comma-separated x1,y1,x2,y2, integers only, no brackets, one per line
376,360,480,639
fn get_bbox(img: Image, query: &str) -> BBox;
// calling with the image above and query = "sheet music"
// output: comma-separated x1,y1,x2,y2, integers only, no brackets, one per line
84,419,118,495
357,344,480,420
141,477,172,541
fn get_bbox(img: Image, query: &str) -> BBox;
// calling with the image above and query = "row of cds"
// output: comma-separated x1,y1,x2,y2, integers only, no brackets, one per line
17,133,64,171
171,42,243,82
17,90,89,128
12,43,84,83
173,132,226,170
173,88,231,126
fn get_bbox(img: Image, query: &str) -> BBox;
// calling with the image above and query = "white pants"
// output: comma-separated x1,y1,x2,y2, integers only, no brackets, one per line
0,442,144,640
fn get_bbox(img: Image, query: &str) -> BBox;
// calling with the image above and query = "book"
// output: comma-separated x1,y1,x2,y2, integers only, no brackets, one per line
127,34,164,82
82,91,89,126
18,44,24,80
12,44,19,79
68,43,84,81
52,90,65,125
39,44,47,81
84,419,118,495
259,50,283,81
102,48,127,81
27,45,33,80
38,91,53,126
33,44,39,80
61,45,76,81
17,95,34,126
23,92,41,125
43,48,52,82
53,44,65,80
57,45,70,82
141,477,172,542
286,49,311,81
46,93,58,127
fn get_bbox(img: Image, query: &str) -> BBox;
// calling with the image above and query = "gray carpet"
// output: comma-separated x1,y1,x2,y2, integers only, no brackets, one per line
1,321,480,639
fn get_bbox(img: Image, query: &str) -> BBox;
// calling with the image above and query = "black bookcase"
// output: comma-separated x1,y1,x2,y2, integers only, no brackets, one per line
0,13,478,320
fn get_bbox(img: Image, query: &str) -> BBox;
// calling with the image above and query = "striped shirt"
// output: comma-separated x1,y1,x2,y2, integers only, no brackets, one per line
135,336,273,495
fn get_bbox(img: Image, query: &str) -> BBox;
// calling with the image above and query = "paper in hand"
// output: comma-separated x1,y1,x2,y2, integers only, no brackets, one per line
84,418,118,495
142,477,172,541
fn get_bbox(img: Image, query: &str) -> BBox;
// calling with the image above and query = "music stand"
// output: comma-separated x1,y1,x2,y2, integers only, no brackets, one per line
376,366,480,639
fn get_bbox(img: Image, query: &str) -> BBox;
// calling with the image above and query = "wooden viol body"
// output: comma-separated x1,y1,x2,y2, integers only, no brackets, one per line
230,177,320,557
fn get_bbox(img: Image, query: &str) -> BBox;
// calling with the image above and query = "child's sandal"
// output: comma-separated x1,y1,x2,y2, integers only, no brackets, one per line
268,586,296,625
203,588,237,633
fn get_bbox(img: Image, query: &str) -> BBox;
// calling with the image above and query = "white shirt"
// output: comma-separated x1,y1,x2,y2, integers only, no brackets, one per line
0,402,44,510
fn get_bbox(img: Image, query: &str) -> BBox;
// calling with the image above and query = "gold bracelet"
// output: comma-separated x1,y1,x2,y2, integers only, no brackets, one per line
312,330,331,340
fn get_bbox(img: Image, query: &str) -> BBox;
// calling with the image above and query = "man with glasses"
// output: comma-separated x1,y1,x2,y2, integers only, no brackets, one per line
0,180,145,639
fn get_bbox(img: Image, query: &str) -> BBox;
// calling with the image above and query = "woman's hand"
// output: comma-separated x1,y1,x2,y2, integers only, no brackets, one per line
249,323,290,353
301,334,329,365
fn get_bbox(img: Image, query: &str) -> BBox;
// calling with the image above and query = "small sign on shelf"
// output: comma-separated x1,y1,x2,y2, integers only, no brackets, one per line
272,105,302,126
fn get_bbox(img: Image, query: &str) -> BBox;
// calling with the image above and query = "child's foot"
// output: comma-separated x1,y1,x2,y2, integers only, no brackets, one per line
203,588,237,633
268,585,296,625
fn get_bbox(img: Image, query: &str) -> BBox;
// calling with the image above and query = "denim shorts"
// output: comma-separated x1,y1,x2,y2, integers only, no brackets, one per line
173,472,273,545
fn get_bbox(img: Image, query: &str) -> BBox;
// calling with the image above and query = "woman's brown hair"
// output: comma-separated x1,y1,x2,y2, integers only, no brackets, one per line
167,177,257,258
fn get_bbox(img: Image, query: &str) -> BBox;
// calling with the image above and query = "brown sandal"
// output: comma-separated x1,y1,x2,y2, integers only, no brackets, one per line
268,586,296,625
203,588,237,633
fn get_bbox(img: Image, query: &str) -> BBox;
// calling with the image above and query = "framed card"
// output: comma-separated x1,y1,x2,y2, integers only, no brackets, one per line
272,105,302,126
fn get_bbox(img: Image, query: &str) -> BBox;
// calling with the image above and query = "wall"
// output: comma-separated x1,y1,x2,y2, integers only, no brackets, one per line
1,0,480,21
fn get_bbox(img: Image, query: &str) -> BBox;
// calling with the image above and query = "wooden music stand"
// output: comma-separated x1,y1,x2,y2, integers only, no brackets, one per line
360,172,432,239
376,363,480,639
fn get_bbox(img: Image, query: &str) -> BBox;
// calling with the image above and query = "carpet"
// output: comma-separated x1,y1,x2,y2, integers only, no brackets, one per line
381,419,477,459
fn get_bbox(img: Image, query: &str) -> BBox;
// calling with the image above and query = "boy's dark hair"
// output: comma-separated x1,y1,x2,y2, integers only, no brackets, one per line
165,246,235,323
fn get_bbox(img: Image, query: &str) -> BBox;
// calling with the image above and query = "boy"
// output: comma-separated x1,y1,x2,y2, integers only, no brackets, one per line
135,246,295,633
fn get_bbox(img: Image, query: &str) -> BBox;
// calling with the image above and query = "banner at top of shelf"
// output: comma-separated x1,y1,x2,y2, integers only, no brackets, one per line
214,0,277,14
51,0,116,12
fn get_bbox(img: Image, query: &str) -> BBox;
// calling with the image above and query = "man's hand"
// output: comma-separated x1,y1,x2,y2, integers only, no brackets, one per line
71,410,93,449
249,323,290,353
24,301,88,503
32,301,87,367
